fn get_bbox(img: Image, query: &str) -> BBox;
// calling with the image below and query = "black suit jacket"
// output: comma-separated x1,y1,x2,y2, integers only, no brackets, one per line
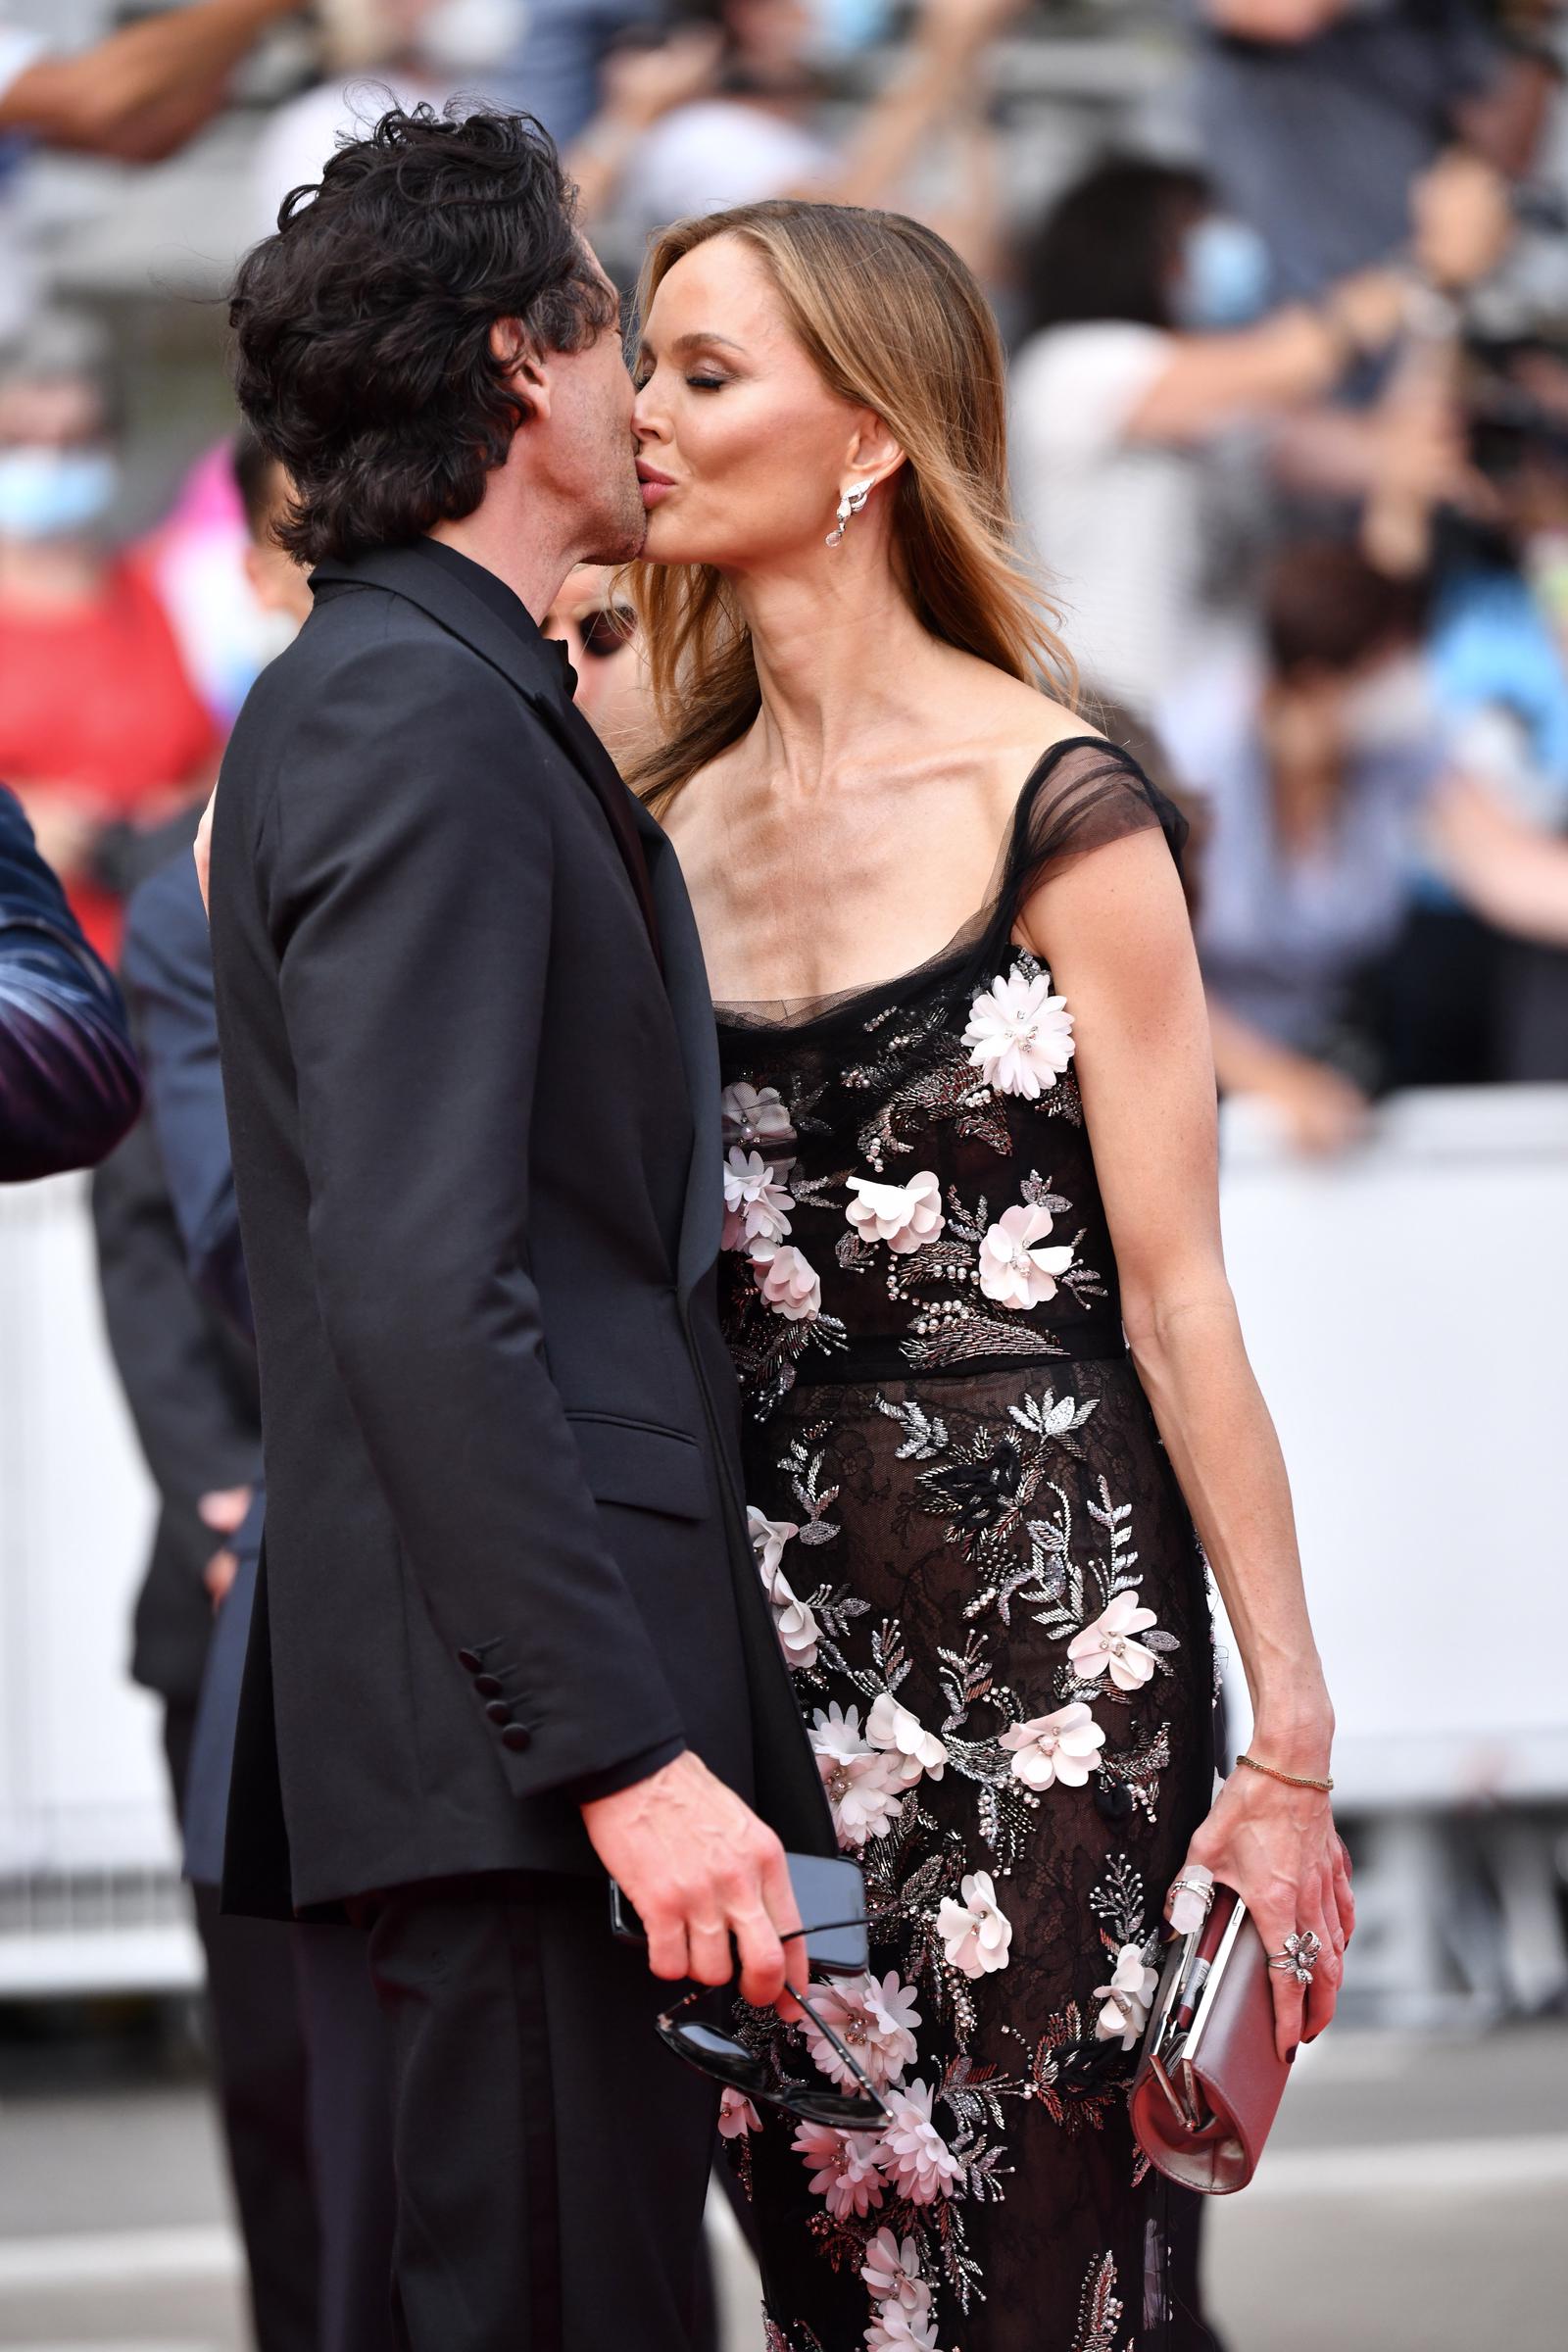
210,540,831,1914
120,849,265,1869
93,813,263,1712
92,1108,263,1709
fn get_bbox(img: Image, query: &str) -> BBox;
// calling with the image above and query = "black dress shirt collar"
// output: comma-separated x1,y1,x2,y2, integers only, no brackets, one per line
416,537,579,702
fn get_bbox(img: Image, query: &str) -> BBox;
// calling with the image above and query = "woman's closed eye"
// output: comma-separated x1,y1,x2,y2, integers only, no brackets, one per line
635,365,728,393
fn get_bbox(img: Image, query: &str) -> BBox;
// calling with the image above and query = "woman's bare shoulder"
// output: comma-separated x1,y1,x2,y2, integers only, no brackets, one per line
945,663,1108,830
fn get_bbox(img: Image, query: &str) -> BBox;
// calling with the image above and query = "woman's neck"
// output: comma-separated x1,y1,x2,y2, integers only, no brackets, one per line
733,548,940,789
0,538,109,612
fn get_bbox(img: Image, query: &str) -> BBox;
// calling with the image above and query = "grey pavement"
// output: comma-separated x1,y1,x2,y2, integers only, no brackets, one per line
0,2024,1565,2349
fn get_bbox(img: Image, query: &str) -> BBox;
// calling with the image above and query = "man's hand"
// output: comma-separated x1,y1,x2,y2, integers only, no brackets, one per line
194,786,217,914
581,1751,808,2014
199,1485,251,1610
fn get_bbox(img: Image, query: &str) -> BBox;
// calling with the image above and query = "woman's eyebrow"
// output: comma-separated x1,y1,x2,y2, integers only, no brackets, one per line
668,331,746,357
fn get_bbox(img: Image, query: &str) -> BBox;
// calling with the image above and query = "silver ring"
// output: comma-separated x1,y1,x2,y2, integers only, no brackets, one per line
1267,1929,1322,1984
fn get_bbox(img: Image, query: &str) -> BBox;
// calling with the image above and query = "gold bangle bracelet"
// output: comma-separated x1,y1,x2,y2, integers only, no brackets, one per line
1236,1752,1334,1793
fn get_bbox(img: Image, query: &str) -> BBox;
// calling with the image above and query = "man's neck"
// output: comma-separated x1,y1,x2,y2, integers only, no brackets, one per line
427,507,571,628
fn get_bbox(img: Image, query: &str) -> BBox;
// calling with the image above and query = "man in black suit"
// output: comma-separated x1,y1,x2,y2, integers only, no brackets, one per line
209,105,833,2351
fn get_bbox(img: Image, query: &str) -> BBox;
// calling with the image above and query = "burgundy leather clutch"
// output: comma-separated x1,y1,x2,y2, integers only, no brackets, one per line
1129,1886,1290,2194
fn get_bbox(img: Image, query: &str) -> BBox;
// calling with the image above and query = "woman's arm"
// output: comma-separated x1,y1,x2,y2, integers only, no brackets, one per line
1427,772,1568,947
0,0,306,165
1019,829,1352,2056
1207,997,1371,1155
1124,270,1407,446
802,0,1025,214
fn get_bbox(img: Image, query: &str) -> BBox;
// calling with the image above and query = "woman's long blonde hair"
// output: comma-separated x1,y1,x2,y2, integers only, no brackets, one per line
626,200,1076,816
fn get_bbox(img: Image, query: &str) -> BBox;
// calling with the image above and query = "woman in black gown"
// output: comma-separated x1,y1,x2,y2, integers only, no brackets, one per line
629,200,1353,2352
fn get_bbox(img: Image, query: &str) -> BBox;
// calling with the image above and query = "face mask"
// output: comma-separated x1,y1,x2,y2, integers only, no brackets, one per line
416,0,525,74
0,446,119,541
1341,655,1430,752
807,0,894,60
1173,217,1272,333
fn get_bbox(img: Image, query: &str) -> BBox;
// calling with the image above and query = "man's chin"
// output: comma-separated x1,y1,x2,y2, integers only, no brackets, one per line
582,502,648,568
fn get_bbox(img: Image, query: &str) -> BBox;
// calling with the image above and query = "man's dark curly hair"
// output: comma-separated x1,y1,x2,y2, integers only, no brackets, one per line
228,104,616,565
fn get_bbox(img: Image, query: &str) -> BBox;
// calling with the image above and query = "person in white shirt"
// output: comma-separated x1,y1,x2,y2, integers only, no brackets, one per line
1010,157,1410,718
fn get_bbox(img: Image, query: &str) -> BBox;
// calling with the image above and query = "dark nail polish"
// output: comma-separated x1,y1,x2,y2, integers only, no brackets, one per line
1287,2044,1298,2065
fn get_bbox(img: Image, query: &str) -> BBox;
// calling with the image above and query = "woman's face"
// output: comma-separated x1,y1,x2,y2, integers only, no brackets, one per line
542,564,650,761
632,234,867,574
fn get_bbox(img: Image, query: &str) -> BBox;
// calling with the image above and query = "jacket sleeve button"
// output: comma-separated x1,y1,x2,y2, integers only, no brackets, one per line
500,1725,532,1753
484,1700,513,1726
473,1673,504,1698
457,1648,484,1674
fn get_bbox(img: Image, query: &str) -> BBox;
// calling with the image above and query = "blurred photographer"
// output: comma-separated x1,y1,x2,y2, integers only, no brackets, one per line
1395,335,1568,1081
1191,0,1551,302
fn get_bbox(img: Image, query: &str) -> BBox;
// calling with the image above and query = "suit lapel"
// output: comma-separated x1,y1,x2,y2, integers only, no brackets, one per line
312,546,663,957
643,823,723,1300
312,545,722,1304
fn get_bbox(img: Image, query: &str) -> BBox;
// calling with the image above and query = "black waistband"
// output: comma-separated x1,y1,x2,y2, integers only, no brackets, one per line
786,1330,1129,1390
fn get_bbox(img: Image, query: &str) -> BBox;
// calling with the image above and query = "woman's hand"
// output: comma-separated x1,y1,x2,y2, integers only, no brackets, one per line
1168,1764,1354,2062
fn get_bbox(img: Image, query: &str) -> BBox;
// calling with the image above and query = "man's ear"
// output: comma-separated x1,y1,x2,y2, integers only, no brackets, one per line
489,318,552,423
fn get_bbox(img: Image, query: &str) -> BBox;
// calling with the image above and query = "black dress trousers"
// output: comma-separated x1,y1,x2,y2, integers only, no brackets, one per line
366,1873,720,2352
164,1705,319,2352
292,1921,399,2352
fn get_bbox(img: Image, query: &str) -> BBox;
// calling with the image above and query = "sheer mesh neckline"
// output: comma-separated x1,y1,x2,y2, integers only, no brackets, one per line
711,734,1156,1036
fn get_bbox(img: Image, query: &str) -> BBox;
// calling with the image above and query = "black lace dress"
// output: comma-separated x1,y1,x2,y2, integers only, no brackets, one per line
713,742,1220,2352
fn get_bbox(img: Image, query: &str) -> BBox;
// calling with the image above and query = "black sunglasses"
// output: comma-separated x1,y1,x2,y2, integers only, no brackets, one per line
656,1917,890,2131
577,604,637,660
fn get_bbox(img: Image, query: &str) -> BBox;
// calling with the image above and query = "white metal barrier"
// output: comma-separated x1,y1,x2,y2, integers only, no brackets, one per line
0,1090,1564,1999
0,1171,198,1994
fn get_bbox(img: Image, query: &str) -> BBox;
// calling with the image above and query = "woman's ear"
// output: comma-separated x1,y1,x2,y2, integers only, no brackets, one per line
847,413,906,497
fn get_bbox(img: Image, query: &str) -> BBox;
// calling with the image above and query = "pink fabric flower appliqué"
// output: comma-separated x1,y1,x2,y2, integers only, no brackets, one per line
720,1080,796,1155
1000,1699,1105,1790
962,963,1075,1100
1067,1590,1160,1691
845,1170,945,1255
861,2227,927,2315
1093,1942,1160,2049
866,1690,948,1785
977,1200,1076,1309
717,2086,761,2138
751,1241,821,1322
792,2120,885,2219
810,1702,906,1850
867,2294,943,2352
722,1146,794,1251
802,1969,922,2092
747,1506,819,1670
934,1870,1012,1981
877,2080,963,2205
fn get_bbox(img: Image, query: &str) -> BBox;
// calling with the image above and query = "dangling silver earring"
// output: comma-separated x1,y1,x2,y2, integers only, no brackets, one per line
826,482,870,547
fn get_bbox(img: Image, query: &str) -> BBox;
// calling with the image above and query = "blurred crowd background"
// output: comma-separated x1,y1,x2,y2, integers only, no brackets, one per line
9,0,1568,1135
1,4,1567,2350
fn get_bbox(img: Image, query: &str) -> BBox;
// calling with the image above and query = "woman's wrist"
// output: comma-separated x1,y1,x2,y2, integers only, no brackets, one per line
1244,1704,1335,1780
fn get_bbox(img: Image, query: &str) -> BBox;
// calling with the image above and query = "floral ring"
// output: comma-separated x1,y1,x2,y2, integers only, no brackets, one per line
1267,1928,1323,1984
